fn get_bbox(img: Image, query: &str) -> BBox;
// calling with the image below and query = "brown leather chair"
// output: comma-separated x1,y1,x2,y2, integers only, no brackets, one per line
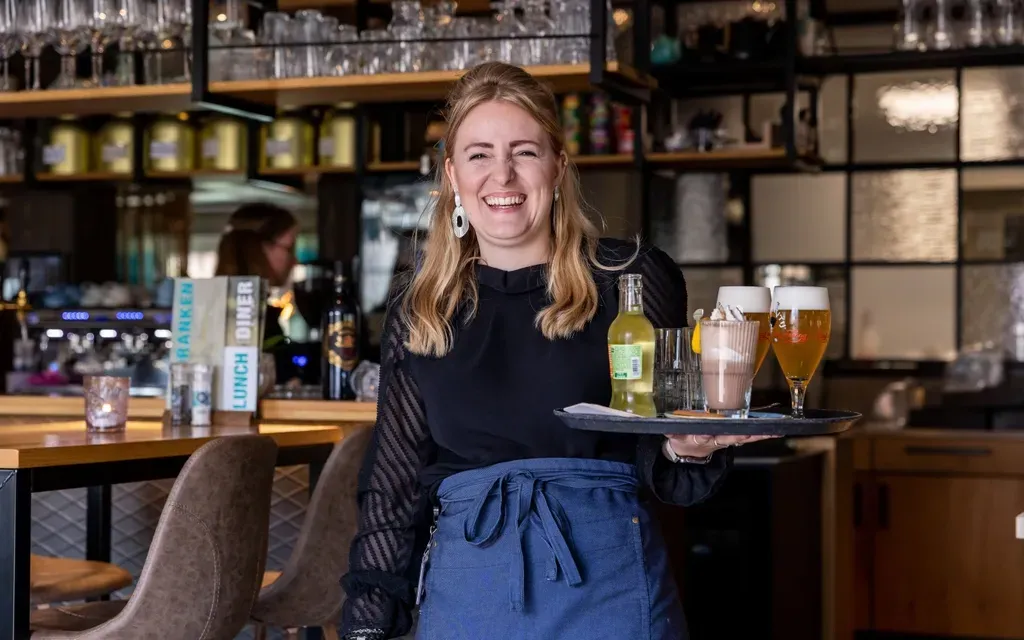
251,425,373,639
31,434,278,639
30,555,133,604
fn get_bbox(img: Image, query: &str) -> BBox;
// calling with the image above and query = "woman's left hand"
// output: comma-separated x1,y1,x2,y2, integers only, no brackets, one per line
664,433,776,459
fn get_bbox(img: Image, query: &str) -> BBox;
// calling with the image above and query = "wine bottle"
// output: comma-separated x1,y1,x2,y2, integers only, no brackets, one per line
322,260,360,400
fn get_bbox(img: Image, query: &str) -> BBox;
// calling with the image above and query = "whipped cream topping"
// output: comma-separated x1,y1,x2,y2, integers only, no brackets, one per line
709,302,746,322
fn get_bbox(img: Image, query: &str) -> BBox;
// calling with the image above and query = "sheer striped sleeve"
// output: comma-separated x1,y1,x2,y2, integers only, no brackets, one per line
340,283,435,638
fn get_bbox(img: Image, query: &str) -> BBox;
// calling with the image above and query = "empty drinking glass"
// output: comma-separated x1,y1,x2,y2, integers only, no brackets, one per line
654,328,703,414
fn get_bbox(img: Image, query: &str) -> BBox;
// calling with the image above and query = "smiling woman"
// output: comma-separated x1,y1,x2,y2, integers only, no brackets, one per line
339,63,758,640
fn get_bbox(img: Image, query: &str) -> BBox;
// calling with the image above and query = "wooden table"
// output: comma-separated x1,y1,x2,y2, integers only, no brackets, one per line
0,420,350,640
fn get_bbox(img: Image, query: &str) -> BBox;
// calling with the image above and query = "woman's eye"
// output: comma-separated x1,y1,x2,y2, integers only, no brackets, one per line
469,153,487,161
517,150,538,157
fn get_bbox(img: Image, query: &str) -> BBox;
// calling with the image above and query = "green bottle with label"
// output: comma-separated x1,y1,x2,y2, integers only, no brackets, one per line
608,273,657,417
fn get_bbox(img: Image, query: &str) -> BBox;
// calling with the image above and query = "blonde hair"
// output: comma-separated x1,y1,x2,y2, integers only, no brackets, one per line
403,62,627,358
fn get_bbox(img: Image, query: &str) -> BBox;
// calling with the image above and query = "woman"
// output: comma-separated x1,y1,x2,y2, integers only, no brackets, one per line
214,202,298,343
340,63,764,640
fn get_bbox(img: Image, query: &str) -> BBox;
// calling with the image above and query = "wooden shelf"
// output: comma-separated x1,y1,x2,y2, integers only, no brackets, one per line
573,154,633,167
0,175,23,184
367,161,421,172
213,63,651,107
647,148,821,170
0,64,652,118
0,84,192,119
146,169,246,179
35,171,133,182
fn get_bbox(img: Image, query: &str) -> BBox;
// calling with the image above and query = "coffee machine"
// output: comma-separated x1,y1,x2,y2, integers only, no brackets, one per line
5,305,172,397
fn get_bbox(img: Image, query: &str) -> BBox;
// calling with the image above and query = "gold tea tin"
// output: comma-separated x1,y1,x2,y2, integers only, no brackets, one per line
42,117,90,176
199,117,246,172
94,114,134,175
260,115,314,171
318,110,355,169
145,114,195,174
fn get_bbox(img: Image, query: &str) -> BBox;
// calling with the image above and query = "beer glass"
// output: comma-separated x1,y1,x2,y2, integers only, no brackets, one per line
771,286,831,417
717,286,772,374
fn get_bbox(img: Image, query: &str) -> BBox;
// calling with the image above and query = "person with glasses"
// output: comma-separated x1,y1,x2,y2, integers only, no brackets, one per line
215,202,299,344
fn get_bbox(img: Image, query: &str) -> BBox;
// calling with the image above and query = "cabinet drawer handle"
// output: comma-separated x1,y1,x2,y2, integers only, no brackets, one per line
878,483,889,530
903,445,992,457
854,482,863,528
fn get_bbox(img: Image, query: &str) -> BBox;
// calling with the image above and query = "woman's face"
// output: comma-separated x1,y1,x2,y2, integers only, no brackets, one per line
446,100,563,256
263,226,298,287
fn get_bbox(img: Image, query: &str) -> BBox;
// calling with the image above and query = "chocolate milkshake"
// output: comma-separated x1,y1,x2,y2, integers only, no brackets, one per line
700,311,759,418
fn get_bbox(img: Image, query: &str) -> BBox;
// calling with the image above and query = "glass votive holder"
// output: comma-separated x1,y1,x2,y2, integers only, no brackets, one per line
84,375,130,432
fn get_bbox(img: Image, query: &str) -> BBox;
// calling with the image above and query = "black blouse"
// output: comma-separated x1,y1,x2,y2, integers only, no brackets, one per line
340,238,732,637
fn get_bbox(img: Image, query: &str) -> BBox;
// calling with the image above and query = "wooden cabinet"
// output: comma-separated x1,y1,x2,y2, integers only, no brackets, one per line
853,432,1024,639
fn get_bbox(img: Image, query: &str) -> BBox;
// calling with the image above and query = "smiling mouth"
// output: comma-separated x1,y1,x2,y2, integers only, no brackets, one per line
483,194,527,210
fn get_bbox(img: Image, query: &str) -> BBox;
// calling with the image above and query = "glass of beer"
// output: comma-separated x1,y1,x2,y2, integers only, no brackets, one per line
717,286,772,375
771,286,831,418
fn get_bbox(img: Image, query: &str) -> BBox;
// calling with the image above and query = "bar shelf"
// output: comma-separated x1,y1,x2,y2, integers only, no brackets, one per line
0,64,652,120
647,148,823,171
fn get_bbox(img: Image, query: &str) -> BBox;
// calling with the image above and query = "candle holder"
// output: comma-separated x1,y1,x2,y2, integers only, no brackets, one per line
84,375,130,432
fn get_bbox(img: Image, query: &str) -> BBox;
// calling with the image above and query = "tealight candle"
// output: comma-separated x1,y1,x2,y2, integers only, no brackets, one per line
84,376,130,432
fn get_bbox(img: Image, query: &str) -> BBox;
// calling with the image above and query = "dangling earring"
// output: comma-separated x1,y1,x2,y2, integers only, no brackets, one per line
452,192,470,238
554,186,560,203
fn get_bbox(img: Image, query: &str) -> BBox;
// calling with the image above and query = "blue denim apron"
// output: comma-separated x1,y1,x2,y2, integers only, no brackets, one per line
415,458,687,640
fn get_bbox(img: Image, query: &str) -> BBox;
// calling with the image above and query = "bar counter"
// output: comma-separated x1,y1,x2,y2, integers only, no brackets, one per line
0,396,377,640
0,395,378,424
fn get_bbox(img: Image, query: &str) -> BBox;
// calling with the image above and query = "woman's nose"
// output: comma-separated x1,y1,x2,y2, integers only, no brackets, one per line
492,157,515,184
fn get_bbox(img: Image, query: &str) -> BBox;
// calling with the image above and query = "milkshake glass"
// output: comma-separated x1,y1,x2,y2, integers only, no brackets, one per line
700,319,759,418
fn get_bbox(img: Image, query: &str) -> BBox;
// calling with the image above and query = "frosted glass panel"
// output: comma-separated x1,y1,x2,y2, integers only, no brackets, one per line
853,71,957,163
820,75,849,165
851,266,956,360
752,174,846,263
961,167,1024,261
961,264,1024,355
683,268,743,320
851,170,957,262
962,68,1024,162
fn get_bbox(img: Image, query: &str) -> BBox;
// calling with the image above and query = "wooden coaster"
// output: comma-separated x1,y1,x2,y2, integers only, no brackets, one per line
670,409,727,419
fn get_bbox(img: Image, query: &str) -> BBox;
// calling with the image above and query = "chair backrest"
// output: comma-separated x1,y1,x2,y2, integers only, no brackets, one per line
81,435,278,640
251,425,373,627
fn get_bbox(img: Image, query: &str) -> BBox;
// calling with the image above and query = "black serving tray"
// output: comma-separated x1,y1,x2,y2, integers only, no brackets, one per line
553,408,862,437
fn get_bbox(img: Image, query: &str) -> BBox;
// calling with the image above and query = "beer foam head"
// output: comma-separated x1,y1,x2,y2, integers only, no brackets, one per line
717,286,770,314
773,286,830,311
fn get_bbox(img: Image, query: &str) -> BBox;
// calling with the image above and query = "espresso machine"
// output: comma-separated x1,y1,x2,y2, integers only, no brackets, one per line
0,257,172,396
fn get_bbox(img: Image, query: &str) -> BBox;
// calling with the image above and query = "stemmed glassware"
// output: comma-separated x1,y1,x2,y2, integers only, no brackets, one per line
0,0,17,90
18,0,52,91
770,286,832,418
51,0,90,88
0,0,623,90
88,0,124,86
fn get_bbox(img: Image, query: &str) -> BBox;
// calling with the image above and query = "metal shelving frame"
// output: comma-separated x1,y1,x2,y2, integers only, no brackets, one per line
667,14,1024,372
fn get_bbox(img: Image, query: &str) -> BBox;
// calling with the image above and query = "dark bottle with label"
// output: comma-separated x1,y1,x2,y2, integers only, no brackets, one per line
321,260,360,400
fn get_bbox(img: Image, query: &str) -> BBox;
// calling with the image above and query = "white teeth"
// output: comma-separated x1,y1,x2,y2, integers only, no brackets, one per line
484,195,525,207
